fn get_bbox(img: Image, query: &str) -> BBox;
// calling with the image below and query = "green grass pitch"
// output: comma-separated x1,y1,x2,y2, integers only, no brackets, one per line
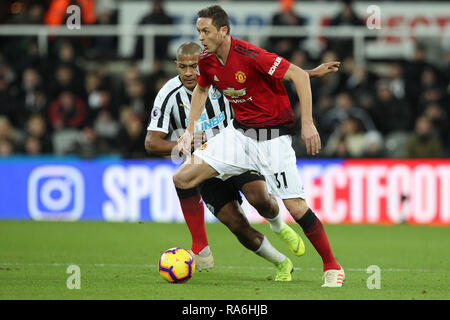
0,220,449,300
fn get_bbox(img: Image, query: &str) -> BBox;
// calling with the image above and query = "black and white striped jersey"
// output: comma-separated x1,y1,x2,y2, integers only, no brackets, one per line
147,76,233,140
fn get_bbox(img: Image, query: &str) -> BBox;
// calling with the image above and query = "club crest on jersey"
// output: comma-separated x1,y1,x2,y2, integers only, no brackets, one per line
223,87,246,98
199,143,207,150
235,71,247,84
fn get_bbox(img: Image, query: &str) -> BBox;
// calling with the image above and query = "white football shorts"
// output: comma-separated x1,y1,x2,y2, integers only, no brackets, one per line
193,120,306,199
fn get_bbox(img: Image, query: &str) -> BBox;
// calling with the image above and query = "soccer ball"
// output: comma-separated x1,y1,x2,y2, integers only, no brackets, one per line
158,248,195,283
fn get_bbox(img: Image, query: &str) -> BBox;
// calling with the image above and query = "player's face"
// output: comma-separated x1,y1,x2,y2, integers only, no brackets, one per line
196,17,227,53
176,53,199,90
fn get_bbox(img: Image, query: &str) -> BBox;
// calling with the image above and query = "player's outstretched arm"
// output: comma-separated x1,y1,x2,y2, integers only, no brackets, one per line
177,84,210,155
306,61,340,78
283,63,321,155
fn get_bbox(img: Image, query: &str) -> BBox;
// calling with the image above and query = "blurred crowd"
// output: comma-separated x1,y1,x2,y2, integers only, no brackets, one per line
0,0,449,159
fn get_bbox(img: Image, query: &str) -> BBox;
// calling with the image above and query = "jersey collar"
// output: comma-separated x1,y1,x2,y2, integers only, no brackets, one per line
183,86,193,95
177,75,194,95
215,36,234,67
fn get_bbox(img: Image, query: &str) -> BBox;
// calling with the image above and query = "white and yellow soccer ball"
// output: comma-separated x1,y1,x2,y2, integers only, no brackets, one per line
158,248,195,283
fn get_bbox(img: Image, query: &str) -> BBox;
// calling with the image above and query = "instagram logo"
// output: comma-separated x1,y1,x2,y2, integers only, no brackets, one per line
27,166,85,221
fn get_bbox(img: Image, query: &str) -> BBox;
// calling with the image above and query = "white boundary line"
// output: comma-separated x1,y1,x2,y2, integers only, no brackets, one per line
1,262,449,273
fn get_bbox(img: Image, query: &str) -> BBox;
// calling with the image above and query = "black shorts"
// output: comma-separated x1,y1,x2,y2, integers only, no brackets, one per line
199,170,265,216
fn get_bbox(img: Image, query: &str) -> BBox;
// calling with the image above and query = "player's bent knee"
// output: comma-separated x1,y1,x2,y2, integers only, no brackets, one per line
173,169,195,189
174,157,219,189
246,191,273,212
284,198,309,220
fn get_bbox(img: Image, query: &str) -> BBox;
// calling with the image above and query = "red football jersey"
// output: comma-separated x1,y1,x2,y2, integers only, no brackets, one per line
196,37,295,128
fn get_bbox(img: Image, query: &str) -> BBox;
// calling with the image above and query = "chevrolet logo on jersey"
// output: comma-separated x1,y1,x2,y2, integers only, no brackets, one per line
223,88,246,99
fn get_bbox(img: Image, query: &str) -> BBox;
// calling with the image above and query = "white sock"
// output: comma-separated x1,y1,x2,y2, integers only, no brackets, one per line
254,236,286,264
198,245,211,257
266,213,285,233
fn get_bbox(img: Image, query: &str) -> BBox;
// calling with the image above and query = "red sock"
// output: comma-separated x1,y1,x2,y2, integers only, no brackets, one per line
176,187,208,254
296,209,340,271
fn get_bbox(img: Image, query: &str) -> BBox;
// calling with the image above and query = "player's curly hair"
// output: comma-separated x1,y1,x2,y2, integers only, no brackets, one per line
197,5,230,35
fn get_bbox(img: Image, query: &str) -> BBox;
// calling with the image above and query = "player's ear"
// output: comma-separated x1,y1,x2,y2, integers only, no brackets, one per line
219,25,228,36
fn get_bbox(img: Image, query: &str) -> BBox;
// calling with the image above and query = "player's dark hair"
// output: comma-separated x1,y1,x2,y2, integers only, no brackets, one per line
197,5,230,35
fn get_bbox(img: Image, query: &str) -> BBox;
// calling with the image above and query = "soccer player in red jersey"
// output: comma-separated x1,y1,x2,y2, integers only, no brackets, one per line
147,42,307,278
174,5,344,287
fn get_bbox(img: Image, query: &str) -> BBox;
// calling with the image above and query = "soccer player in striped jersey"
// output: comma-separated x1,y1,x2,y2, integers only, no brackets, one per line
175,6,344,287
146,42,304,280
